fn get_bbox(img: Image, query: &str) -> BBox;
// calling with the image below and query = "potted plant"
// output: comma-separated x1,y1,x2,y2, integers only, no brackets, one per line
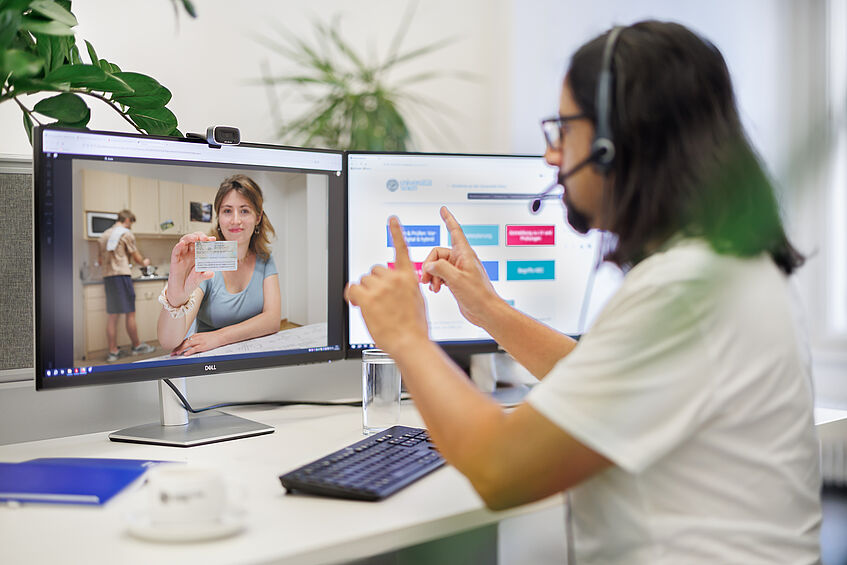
0,0,194,143
259,5,472,151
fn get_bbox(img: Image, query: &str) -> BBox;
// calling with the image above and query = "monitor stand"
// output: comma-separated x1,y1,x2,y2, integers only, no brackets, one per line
109,378,274,447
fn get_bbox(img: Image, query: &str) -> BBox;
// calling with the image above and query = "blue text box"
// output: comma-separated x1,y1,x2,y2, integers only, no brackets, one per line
506,260,555,281
449,224,500,246
481,260,499,281
388,225,440,247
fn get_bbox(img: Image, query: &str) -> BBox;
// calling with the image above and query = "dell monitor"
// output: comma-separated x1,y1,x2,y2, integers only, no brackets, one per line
345,152,620,366
33,126,346,446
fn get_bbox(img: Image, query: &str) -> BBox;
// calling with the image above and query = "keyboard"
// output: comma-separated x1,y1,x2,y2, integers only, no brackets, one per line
279,426,445,501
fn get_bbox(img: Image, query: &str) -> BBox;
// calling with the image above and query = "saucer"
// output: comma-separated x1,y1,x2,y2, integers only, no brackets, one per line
126,508,245,542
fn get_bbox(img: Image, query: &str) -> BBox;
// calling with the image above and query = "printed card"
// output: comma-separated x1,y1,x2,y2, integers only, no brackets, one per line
194,241,237,272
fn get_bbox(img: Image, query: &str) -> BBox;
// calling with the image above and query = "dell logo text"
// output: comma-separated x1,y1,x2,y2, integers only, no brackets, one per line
204,365,217,371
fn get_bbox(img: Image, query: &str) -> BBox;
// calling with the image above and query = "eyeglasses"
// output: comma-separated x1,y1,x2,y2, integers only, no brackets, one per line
540,114,587,151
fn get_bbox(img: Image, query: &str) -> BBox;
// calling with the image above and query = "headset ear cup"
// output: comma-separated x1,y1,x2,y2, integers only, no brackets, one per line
591,137,616,173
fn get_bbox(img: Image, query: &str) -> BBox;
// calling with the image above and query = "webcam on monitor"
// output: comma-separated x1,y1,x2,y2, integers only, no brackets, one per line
186,126,241,147
206,126,240,147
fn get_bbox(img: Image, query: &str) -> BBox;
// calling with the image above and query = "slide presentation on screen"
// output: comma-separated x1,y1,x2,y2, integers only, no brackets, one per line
347,154,616,347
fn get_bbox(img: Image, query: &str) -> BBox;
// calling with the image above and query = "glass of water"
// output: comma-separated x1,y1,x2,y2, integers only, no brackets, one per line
361,349,402,434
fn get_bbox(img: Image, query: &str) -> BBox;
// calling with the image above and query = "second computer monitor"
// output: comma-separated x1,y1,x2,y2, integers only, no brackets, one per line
346,152,608,355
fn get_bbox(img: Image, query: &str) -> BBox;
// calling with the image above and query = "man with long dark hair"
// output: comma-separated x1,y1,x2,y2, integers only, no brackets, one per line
346,21,821,564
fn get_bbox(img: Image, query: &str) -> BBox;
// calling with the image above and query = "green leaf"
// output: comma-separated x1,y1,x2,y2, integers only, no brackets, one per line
69,42,80,64
0,48,42,76
128,106,177,135
43,63,108,86
1,0,35,12
33,32,70,72
8,75,67,93
113,88,171,109
170,127,184,137
179,0,196,18
97,74,134,94
20,15,73,35
112,71,170,107
0,10,21,49
33,92,89,123
112,71,163,95
84,39,98,67
29,0,77,27
100,59,119,73
52,117,89,129
22,109,34,145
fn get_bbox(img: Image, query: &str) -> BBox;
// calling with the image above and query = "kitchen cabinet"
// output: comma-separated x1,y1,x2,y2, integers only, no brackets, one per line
129,177,159,235
82,169,129,214
83,170,215,238
183,183,218,235
128,178,184,236
83,280,165,360
158,181,184,235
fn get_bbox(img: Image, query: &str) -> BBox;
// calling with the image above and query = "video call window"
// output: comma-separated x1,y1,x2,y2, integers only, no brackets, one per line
35,129,345,388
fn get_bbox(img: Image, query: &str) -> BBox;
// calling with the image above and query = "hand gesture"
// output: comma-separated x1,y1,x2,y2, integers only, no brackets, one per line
420,206,502,328
345,217,429,356
171,331,222,357
166,232,215,307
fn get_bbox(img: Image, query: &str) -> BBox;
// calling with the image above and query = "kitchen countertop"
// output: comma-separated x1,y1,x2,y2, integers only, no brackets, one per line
82,275,169,285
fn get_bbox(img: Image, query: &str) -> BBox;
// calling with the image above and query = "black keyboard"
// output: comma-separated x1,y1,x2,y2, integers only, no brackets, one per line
279,426,445,501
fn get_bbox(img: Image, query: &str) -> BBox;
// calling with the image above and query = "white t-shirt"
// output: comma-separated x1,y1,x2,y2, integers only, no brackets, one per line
527,238,821,565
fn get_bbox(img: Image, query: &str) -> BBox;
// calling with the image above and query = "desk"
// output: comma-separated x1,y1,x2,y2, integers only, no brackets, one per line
0,402,561,565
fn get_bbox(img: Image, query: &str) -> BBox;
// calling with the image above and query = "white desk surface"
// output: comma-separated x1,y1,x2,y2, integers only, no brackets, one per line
0,402,561,565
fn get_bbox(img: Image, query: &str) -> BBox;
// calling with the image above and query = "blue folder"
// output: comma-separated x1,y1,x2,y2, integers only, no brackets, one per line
0,458,171,505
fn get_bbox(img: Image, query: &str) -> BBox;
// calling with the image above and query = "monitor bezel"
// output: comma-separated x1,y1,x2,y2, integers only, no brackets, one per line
34,125,347,390
343,150,552,361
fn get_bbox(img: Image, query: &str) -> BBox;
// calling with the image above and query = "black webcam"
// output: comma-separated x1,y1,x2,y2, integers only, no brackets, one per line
185,126,241,148
207,126,240,147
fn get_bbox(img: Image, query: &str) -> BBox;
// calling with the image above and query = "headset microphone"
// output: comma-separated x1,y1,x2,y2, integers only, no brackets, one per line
531,26,623,214
529,146,608,214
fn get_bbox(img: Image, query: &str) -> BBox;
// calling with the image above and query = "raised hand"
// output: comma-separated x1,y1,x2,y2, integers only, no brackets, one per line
345,217,429,356
166,232,215,307
420,206,503,328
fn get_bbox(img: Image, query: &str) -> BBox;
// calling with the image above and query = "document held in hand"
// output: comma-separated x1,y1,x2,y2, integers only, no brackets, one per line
195,240,238,272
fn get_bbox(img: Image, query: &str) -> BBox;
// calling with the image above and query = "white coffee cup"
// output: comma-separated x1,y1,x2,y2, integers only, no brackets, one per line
144,465,227,525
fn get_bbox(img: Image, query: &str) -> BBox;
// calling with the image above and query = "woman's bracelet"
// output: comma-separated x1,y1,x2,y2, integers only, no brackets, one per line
158,285,197,319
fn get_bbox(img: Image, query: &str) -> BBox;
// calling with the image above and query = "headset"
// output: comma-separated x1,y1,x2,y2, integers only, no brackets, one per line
531,26,624,213
591,25,624,174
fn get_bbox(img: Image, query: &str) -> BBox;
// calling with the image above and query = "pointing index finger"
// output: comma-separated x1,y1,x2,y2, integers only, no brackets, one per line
440,206,468,248
388,216,413,271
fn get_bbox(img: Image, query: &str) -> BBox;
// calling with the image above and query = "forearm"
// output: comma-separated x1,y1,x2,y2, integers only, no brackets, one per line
391,339,509,495
209,311,279,347
478,299,577,379
157,308,192,350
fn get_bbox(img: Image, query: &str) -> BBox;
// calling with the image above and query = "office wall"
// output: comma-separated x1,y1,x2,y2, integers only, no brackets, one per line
0,0,512,157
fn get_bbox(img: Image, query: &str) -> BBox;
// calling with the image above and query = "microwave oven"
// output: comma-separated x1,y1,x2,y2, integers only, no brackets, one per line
86,211,118,238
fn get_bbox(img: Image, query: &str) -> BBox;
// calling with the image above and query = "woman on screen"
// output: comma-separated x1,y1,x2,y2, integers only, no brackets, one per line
157,174,281,355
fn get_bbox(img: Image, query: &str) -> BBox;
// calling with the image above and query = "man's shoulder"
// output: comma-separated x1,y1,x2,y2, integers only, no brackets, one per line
630,238,736,285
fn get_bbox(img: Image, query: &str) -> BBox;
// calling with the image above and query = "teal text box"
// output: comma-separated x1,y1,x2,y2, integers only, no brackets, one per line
449,224,500,246
506,260,555,281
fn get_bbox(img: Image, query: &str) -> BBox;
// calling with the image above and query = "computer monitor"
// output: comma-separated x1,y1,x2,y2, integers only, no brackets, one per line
33,126,346,446
345,152,620,365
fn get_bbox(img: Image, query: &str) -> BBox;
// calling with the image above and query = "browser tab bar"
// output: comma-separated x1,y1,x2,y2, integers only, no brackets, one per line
41,130,342,172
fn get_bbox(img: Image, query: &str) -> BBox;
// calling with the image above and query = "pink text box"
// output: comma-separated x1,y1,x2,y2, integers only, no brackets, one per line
388,261,424,281
506,225,555,246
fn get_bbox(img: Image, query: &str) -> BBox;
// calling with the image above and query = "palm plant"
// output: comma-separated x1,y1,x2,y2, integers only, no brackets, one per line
259,5,471,151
